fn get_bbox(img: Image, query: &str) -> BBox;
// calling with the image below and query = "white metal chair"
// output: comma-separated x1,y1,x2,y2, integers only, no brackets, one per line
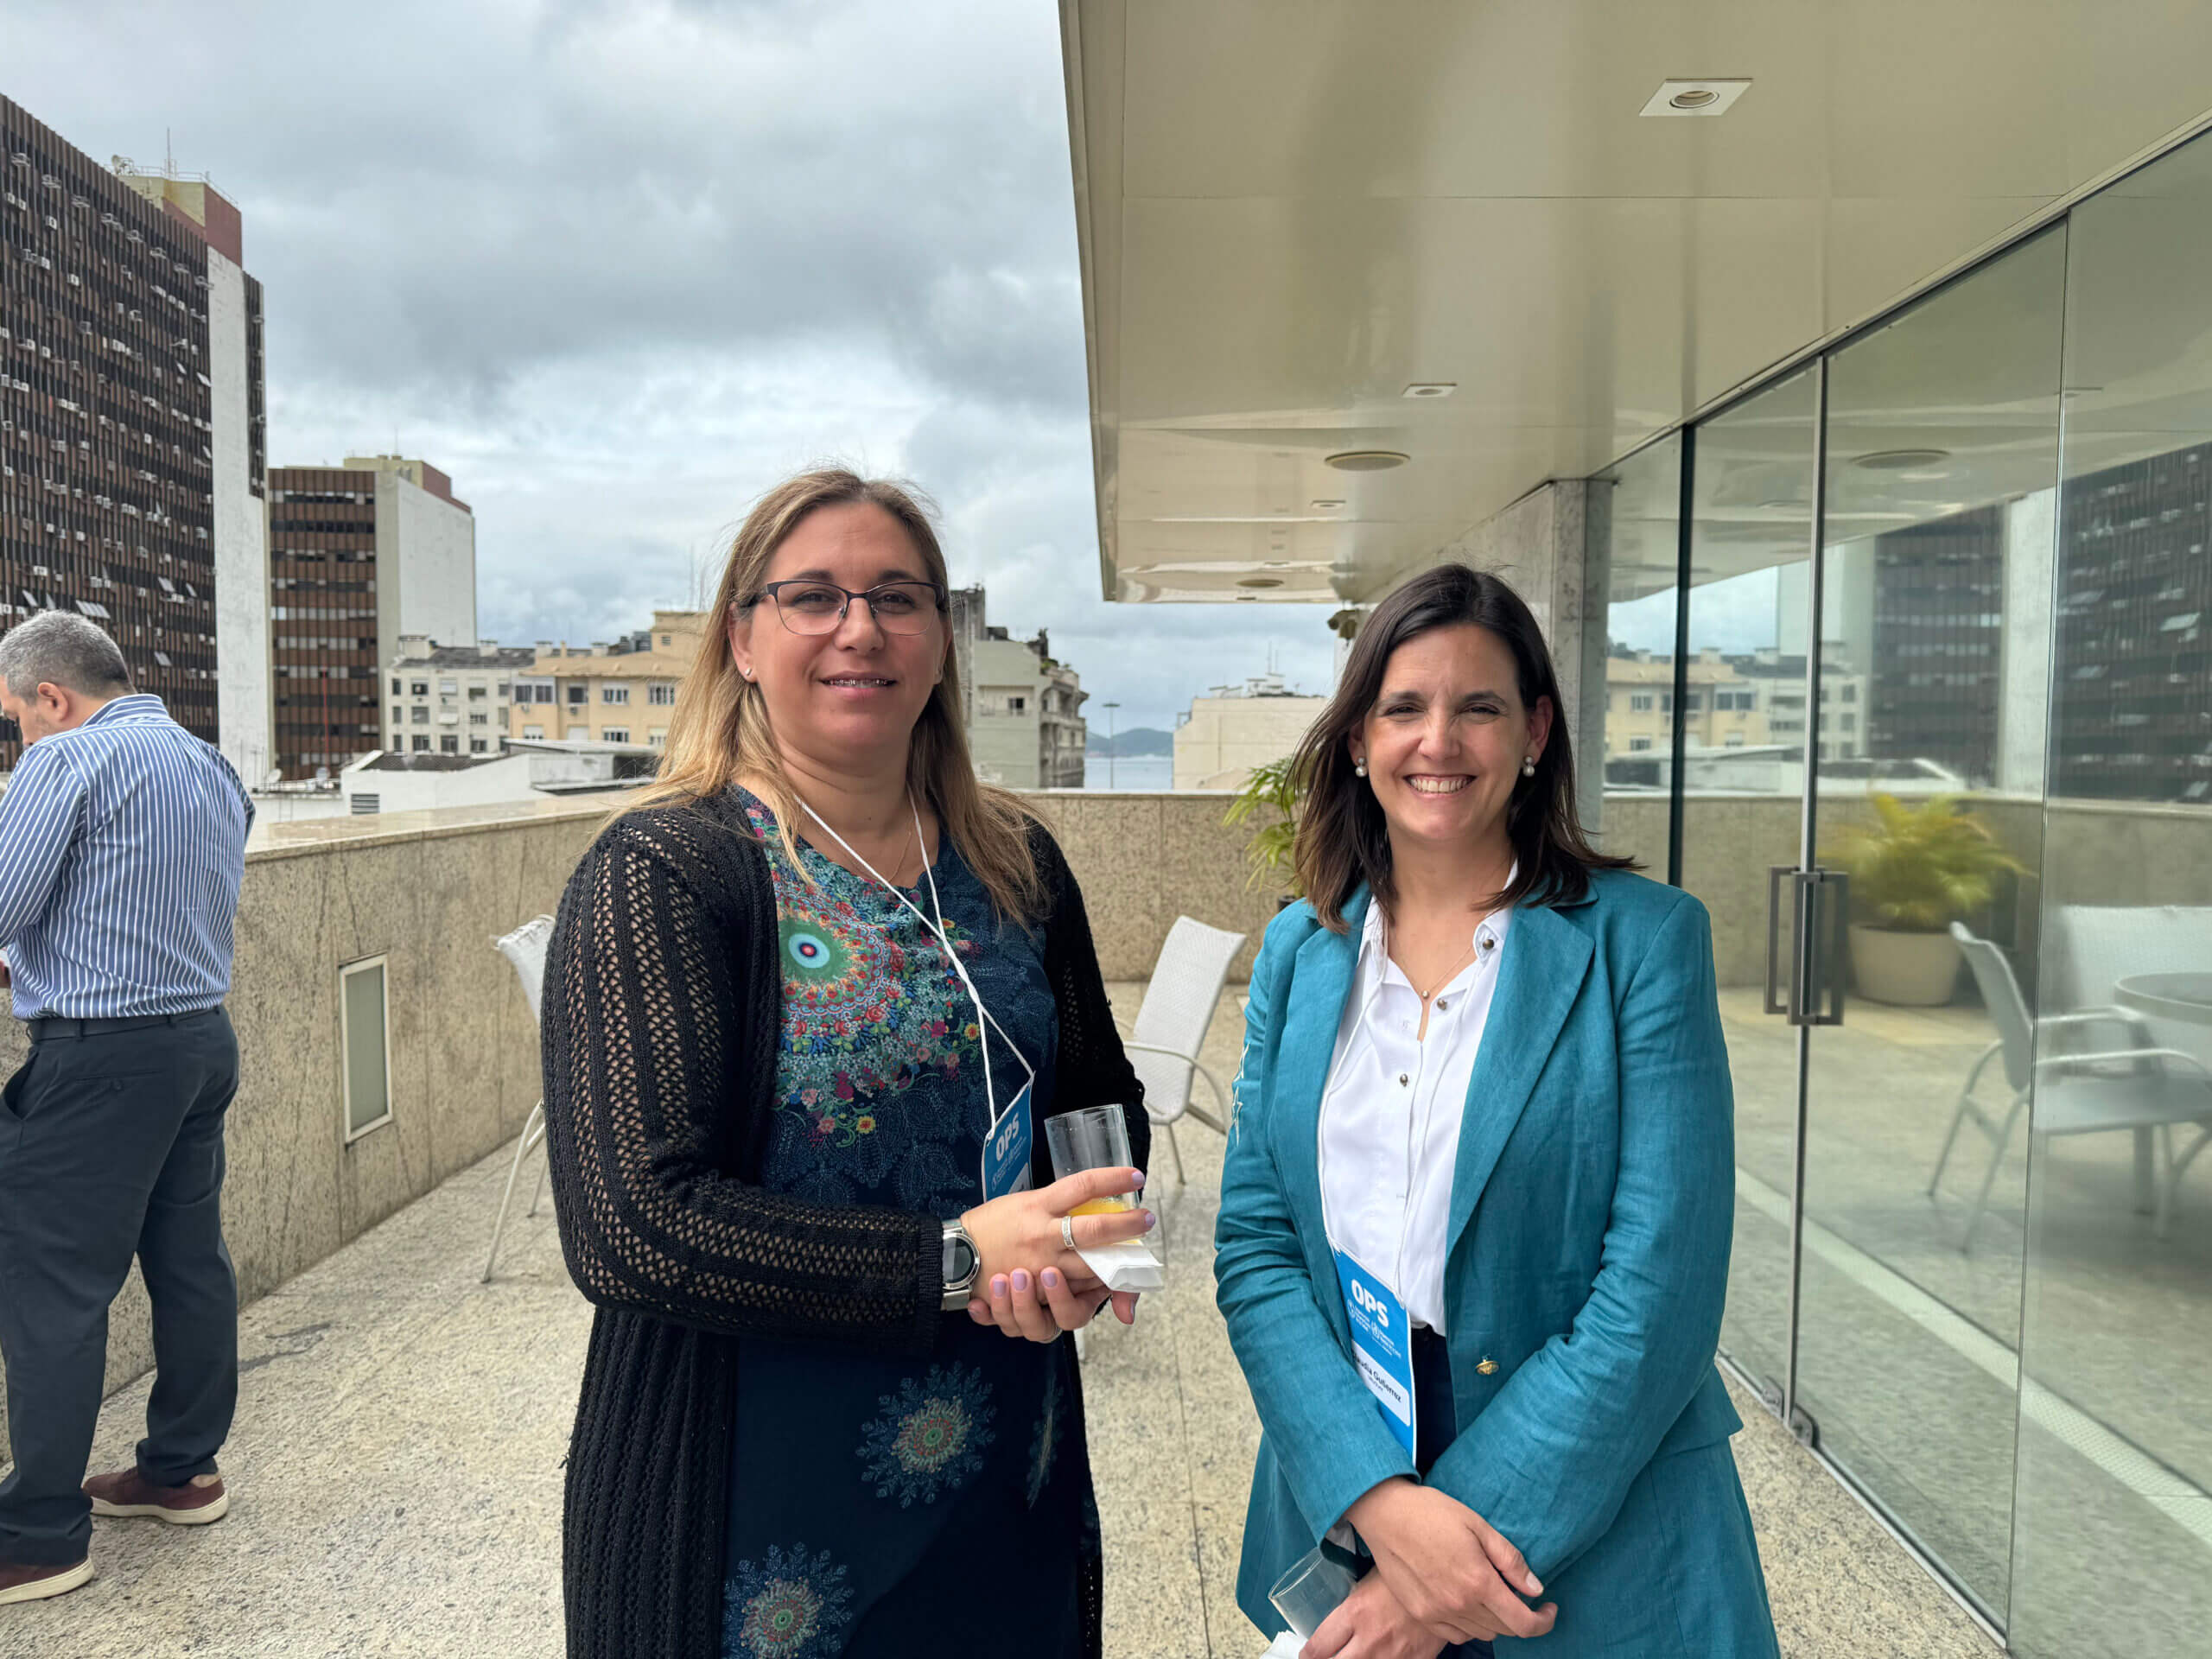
1931,922,2212,1250
481,914,556,1281
1120,915,1247,1184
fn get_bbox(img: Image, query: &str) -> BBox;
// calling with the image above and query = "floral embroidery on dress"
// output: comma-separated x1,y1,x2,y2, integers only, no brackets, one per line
722,1542,854,1659
856,1362,998,1507
747,797,984,1148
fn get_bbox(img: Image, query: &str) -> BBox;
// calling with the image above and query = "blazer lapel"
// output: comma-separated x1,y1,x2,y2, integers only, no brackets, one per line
1445,900,1594,1255
1274,887,1371,1335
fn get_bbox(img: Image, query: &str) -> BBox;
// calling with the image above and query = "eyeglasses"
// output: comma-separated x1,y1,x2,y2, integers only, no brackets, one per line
747,580,946,636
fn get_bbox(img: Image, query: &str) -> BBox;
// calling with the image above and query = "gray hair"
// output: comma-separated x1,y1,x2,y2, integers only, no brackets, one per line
0,610,133,700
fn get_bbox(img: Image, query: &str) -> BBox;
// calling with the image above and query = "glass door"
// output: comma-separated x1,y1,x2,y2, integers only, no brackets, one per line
1792,226,2069,1621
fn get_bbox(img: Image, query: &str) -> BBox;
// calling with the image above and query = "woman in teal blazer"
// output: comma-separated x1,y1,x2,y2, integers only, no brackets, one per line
1217,565,1779,1657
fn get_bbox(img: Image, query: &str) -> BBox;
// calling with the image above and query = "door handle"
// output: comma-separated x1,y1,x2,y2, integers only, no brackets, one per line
1767,867,1849,1026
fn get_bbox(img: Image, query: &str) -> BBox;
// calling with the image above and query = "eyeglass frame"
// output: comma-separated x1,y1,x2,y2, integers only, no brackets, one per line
738,579,950,636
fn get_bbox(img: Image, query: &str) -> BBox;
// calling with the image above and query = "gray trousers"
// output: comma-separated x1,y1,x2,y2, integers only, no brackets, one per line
0,1007,239,1564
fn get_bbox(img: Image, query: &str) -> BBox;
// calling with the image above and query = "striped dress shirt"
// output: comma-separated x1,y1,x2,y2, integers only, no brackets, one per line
0,693,253,1020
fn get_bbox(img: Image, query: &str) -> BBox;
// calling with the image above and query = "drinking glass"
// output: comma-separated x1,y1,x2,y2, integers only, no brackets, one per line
1044,1105,1138,1213
1268,1542,1361,1638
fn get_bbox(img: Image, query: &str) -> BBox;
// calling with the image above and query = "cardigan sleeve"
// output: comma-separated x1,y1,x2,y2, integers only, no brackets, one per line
1030,828,1152,1183
540,809,944,1352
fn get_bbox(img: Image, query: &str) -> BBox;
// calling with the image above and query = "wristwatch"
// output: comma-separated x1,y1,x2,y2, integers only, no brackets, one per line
940,1219,981,1312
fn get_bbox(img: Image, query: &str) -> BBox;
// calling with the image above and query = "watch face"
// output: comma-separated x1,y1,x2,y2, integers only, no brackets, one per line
943,1233,976,1283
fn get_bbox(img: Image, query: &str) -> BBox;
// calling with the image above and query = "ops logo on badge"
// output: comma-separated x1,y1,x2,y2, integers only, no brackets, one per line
1351,1278,1392,1329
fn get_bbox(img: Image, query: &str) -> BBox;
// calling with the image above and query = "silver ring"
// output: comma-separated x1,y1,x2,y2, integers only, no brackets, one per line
1061,1216,1078,1251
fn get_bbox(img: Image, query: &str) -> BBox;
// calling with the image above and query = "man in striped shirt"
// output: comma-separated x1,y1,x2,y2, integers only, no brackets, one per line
0,613,252,1606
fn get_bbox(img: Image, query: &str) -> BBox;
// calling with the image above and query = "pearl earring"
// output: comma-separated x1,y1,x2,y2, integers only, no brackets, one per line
1353,758,1368,779
1521,755,1536,778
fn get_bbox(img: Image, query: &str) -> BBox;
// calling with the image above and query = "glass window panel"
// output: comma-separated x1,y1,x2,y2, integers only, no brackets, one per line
1586,431,1681,867
342,959,390,1138
1682,368,1821,1402
2012,129,2212,1657
1798,224,2067,1623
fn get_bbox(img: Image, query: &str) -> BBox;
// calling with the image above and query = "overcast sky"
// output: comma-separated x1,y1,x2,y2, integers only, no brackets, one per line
10,0,1335,734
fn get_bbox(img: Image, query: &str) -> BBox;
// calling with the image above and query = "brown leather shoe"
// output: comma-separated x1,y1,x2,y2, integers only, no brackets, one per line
0,1558,94,1605
82,1467,229,1525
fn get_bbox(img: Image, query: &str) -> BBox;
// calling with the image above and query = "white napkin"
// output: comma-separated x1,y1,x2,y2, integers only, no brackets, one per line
1260,1634,1306,1657
1076,1236,1166,1292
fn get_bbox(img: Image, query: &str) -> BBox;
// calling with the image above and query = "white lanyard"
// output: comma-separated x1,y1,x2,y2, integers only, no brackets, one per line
794,793,1036,1141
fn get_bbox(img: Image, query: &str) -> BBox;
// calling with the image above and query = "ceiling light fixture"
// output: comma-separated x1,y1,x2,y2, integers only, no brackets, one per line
1853,448,1952,471
1402,382,1456,400
1237,576,1285,589
1640,79,1751,118
1325,449,1409,472
1310,498,1345,509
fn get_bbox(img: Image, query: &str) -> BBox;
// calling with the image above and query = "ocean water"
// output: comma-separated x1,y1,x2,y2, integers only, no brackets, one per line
1080,753,1174,791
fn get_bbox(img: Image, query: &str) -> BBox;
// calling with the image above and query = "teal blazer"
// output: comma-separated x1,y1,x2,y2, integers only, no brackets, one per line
1216,870,1779,1656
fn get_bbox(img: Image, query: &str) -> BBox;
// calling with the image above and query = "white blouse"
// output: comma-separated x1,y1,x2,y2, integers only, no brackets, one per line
1317,895,1513,1335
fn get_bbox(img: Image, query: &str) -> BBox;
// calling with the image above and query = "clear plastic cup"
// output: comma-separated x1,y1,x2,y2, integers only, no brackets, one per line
1268,1542,1361,1638
1044,1105,1138,1212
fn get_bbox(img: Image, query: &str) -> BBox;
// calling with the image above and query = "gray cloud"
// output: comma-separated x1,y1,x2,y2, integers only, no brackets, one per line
12,0,1335,735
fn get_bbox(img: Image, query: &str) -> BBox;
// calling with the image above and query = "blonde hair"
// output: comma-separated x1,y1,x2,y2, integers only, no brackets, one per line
621,467,1045,924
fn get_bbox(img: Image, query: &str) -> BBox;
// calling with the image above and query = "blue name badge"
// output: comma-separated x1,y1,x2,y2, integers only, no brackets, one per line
1333,1249,1417,1457
980,1082,1034,1201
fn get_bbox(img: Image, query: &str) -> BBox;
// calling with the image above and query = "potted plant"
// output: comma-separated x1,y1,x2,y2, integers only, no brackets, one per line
1224,754,1302,906
1830,794,2025,1007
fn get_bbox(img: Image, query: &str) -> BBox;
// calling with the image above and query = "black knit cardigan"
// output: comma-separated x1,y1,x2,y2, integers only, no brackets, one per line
538,791,1149,1659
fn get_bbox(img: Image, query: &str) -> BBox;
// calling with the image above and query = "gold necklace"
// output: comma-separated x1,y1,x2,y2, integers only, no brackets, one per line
1414,939,1480,1004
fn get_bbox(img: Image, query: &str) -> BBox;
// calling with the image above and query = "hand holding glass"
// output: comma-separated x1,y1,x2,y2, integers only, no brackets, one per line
959,1160,1153,1341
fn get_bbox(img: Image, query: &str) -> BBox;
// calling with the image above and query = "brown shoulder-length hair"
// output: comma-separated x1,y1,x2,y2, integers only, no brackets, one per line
619,466,1045,924
1291,563,1634,931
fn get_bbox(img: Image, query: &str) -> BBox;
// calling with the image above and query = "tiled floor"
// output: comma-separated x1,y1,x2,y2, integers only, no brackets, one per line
1,986,1994,1656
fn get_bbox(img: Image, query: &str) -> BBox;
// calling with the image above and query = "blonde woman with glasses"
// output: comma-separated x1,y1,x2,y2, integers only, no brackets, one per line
539,468,1155,1659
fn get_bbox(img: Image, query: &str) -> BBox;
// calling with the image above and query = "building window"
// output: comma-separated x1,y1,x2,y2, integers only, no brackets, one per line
340,957,393,1142
602,728,630,744
439,678,458,695
648,728,667,747
411,707,429,724
469,738,488,753
441,735,459,753
390,677,401,695
1630,736,1654,752
649,683,676,705
1841,683,1858,703
467,685,486,700
1008,696,1026,714
523,724,545,740
391,705,402,726
567,685,587,705
659,634,672,647
602,685,630,704
566,726,589,741
411,734,430,752
468,713,487,726
1630,693,1654,712
410,681,429,696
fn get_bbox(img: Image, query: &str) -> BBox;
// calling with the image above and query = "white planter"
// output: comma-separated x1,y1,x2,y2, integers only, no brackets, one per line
1847,925,1962,1007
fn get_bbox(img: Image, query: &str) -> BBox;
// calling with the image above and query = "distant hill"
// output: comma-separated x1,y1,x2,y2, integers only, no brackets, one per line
1086,726,1173,758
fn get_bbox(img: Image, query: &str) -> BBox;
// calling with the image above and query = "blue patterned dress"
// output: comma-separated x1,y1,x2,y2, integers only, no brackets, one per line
719,792,1096,1659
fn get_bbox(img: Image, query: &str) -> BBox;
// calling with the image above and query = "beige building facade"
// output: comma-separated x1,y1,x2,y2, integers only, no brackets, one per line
1173,674,1325,791
387,637,535,757
507,609,706,748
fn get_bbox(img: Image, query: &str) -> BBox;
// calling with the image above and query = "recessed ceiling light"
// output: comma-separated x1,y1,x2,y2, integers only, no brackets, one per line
1402,382,1456,400
1640,79,1751,118
1853,448,1952,471
1325,449,1410,472
1310,498,1345,509
1237,576,1285,589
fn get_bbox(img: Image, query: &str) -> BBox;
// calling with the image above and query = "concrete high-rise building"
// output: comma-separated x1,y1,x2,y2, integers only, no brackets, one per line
946,586,1085,788
0,96,267,776
265,455,476,778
